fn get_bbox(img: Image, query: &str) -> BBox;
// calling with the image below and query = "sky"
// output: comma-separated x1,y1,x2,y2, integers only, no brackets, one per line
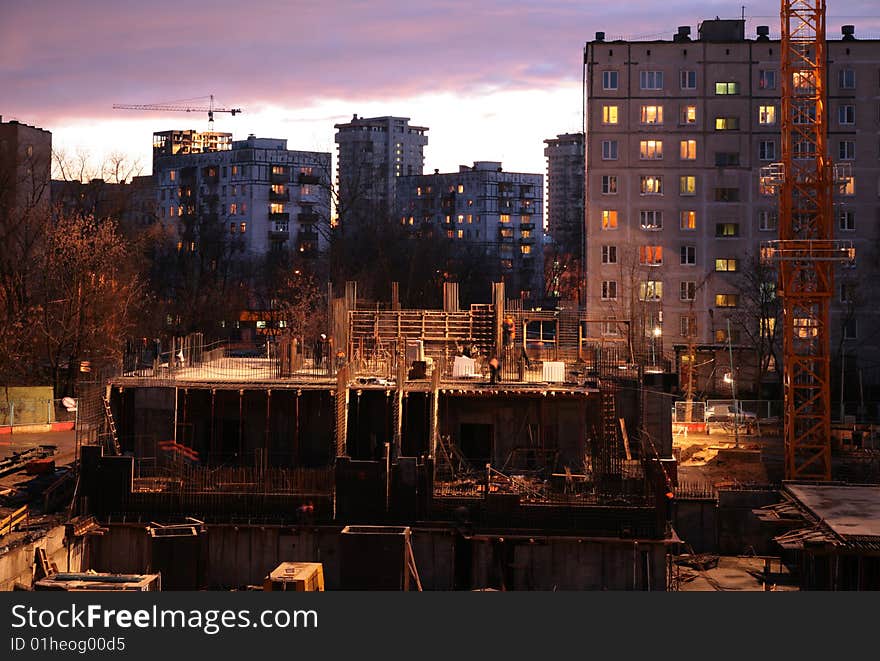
3,0,879,180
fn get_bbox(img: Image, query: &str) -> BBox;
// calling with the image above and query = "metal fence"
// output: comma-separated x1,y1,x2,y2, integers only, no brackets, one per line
673,399,782,423
0,398,77,428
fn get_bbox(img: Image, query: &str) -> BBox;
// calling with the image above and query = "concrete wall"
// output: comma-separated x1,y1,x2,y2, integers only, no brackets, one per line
0,525,85,591
673,498,718,553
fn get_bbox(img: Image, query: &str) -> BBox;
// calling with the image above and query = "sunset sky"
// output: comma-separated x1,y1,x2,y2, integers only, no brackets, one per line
3,0,879,180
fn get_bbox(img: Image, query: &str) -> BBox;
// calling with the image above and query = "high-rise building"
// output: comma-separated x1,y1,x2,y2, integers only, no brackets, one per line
0,116,51,224
334,115,428,222
583,20,880,392
152,131,331,257
544,132,585,255
397,161,544,302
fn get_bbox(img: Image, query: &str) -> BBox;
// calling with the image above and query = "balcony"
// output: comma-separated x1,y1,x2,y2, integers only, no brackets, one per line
201,167,218,182
298,230,319,243
297,173,320,185
519,236,536,244
297,212,320,224
269,189,290,202
519,222,535,231
498,229,515,241
270,168,288,184
269,212,290,222
269,225,289,240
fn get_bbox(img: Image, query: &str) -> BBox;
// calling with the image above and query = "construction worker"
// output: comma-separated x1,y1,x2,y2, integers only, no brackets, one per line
489,356,501,384
502,316,515,347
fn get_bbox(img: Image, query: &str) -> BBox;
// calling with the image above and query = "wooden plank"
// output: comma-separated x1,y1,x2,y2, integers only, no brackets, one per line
620,418,632,461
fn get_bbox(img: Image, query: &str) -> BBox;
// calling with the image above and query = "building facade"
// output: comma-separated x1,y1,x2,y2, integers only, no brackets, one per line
334,115,428,222
397,161,545,301
544,132,585,254
0,116,52,225
51,175,157,234
152,131,331,257
584,20,880,392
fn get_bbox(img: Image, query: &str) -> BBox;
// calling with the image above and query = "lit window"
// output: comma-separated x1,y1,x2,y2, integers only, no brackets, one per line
601,280,618,300
601,140,618,160
602,105,619,124
601,175,618,194
602,70,619,90
169,170,176,182
715,82,739,95
839,141,855,160
840,176,855,195
639,281,663,301
680,315,697,337
759,141,776,161
715,223,739,237
679,176,696,196
760,317,776,335
640,105,663,124
229,203,237,215
271,165,285,175
758,210,777,231
758,105,776,124
640,210,662,230
457,214,464,224
715,258,738,272
639,245,663,266
500,228,513,238
839,210,855,231
270,203,284,214
457,184,464,193
169,206,175,217
680,245,696,265
680,105,696,124
416,186,422,196
521,244,532,255
301,185,312,196
680,210,696,230
231,165,239,176
601,210,618,230
520,229,532,238
467,214,473,223
240,222,247,233
794,317,819,338
759,70,777,90
715,293,739,307
715,117,739,130
680,70,696,89
602,245,617,264
839,69,855,89
457,229,464,238
639,140,663,159
839,105,855,125
680,139,697,160
500,214,511,223
640,71,663,90
640,175,663,195
680,281,696,301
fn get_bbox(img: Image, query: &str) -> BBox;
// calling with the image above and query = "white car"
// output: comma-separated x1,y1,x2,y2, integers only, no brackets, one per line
706,404,758,426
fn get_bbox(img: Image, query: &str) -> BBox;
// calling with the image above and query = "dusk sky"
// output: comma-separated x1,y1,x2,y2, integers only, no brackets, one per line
3,0,879,180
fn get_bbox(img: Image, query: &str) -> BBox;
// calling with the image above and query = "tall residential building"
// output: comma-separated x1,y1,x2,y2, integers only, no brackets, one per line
397,161,544,302
583,20,880,390
544,132,585,255
152,131,331,257
52,175,157,233
334,115,428,222
0,116,51,223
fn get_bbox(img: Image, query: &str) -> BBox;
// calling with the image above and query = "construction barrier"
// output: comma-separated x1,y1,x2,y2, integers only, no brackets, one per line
0,505,28,537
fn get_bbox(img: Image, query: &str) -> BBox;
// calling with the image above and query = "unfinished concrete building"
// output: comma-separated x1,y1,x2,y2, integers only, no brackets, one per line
72,282,678,590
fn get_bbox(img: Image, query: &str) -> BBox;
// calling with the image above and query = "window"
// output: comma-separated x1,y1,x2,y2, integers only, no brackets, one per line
715,117,739,130
639,281,663,301
715,258,738,272
759,70,777,90
715,82,739,95
416,186,422,196
229,203,237,215
843,318,858,340
457,214,464,224
715,223,739,237
500,214,511,223
169,170,176,182
457,229,464,239
793,71,816,94
271,165,285,175
680,105,697,124
602,245,618,264
640,105,664,124
715,152,740,167
714,187,739,202
639,246,663,266
230,222,237,234
640,175,663,195
680,70,696,89
640,210,663,230
639,140,663,159
759,105,776,124
602,321,621,336
839,68,855,89
602,140,619,160
839,105,855,125
602,70,619,90
794,140,814,159
602,105,619,124
680,210,696,230
680,315,697,337
457,184,465,193
839,141,855,160
680,281,696,301
715,327,741,343
793,105,817,124
840,282,855,303
240,222,247,234
601,280,618,300
601,175,618,194
839,210,855,231
715,293,739,307
759,210,778,231
680,139,697,160
640,70,664,90
680,176,696,196
840,176,855,196
269,202,284,214
680,245,696,265
759,140,776,161
500,227,514,238
601,210,618,230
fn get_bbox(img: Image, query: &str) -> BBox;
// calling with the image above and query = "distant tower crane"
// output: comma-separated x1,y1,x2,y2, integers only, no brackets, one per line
112,95,242,128
761,0,855,480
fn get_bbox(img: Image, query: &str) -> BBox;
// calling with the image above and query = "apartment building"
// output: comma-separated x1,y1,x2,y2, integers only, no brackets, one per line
544,132,585,255
152,131,331,256
584,20,880,390
0,116,51,222
334,115,428,223
397,161,544,302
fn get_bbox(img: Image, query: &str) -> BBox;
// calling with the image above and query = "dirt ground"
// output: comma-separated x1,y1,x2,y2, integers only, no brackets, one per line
673,423,783,486
675,555,798,591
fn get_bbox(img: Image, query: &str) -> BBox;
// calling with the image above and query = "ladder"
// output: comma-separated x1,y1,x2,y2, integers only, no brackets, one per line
101,396,121,456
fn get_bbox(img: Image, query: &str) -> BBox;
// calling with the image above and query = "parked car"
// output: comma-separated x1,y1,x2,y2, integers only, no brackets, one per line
706,404,758,430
